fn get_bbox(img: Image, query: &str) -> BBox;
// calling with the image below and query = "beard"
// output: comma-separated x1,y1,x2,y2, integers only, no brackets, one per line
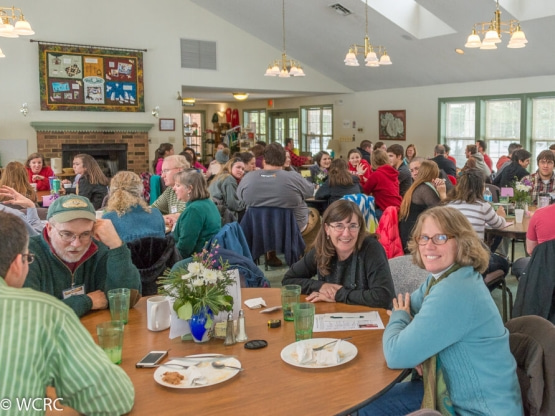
52,243,90,263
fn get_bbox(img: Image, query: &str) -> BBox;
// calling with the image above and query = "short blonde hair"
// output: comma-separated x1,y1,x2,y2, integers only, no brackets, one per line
407,206,489,273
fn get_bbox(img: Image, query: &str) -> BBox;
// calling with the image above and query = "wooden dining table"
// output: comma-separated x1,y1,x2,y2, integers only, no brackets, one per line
71,288,403,416
485,208,534,262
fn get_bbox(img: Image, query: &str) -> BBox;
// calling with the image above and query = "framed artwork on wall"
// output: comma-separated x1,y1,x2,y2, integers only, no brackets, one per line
379,110,406,140
159,118,175,131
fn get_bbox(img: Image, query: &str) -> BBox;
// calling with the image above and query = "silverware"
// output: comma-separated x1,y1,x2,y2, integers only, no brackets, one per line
211,361,244,371
312,337,353,352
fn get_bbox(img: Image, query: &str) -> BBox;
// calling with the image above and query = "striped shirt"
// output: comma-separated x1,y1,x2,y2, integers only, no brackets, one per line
0,279,134,415
447,200,506,240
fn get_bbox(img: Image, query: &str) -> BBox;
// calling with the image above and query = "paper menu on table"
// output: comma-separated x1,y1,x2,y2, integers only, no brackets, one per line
313,312,384,332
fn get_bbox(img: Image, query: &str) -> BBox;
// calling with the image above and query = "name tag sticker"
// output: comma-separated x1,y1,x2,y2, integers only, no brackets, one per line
62,284,85,299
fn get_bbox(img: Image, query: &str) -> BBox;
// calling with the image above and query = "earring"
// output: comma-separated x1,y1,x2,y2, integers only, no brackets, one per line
326,234,330,240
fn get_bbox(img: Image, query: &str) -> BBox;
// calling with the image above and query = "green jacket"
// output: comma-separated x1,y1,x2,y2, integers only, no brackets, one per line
25,233,141,317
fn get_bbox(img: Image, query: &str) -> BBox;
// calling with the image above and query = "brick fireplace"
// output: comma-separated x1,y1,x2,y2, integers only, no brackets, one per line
31,122,154,174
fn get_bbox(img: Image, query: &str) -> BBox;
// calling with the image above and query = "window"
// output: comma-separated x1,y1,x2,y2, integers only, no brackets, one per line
301,105,333,154
443,101,475,168
484,99,521,167
531,97,555,167
243,109,267,143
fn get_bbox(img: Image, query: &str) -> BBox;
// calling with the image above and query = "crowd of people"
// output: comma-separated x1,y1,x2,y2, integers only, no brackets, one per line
2,136,550,414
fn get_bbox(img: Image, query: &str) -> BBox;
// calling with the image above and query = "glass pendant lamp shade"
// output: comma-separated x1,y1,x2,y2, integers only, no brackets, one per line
378,52,392,65
483,29,501,44
465,30,482,48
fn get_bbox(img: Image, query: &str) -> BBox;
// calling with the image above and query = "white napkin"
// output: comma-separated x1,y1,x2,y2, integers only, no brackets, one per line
295,341,314,364
184,366,207,387
315,340,342,366
244,297,267,309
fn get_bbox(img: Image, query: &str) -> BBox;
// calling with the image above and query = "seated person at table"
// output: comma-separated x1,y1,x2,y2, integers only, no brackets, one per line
0,185,45,235
208,157,246,222
399,160,447,253
445,168,508,276
102,171,165,242
348,148,372,189
282,199,394,308
315,158,362,210
25,195,141,317
0,212,134,415
522,149,555,205
0,161,37,204
309,151,331,185
362,149,402,219
71,154,110,210
173,170,221,259
25,152,54,191
361,206,522,416
152,154,190,225
493,148,531,188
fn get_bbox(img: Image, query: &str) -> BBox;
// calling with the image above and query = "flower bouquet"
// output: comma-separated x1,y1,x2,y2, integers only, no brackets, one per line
511,177,532,208
314,170,328,186
158,246,235,342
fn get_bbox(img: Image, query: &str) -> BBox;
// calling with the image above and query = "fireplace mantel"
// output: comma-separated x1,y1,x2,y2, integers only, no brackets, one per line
30,122,155,133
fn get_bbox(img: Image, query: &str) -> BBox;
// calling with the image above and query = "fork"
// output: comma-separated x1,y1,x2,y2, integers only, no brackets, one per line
312,337,352,351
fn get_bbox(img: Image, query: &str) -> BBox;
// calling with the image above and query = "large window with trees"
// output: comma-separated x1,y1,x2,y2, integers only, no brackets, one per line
243,109,267,143
439,92,555,172
300,105,333,154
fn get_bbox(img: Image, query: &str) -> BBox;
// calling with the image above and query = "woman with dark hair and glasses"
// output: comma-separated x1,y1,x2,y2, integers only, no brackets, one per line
282,199,394,307
361,206,522,416
173,170,221,259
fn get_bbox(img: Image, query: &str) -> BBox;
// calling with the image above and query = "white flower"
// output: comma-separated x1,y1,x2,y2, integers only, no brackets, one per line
203,269,219,284
187,262,203,275
181,273,192,280
192,278,205,287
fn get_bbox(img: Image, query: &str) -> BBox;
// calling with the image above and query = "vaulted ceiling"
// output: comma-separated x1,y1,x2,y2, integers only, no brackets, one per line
184,0,555,103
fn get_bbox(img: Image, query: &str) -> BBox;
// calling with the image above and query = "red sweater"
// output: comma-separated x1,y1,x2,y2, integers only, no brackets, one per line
362,164,402,211
26,166,55,191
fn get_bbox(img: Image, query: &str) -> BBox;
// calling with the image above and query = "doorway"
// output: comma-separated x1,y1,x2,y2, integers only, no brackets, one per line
268,110,299,148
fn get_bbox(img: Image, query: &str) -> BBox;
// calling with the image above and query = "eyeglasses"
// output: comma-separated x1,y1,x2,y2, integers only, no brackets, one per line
161,167,178,174
21,253,35,264
416,234,453,246
328,223,360,232
54,228,93,243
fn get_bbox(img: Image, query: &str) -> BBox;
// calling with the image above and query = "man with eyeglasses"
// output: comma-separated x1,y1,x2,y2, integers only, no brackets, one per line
522,150,555,205
151,154,189,227
24,195,141,317
0,211,135,414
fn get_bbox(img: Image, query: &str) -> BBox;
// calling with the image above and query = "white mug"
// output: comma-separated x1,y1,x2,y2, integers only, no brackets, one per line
147,296,171,332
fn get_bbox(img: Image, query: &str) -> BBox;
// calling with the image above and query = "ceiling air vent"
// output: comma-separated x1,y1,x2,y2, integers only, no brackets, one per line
329,3,352,16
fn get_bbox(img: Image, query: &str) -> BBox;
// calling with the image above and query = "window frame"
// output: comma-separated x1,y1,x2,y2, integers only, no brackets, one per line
300,104,333,154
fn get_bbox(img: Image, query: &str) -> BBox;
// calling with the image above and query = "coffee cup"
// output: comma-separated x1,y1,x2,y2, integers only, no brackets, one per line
147,296,171,331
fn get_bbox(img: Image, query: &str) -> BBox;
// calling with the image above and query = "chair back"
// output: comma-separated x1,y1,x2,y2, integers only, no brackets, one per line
376,205,403,259
513,240,555,323
388,255,429,295
239,206,305,267
506,316,555,416
341,193,378,233
127,234,179,295
149,174,162,204
205,222,252,259
486,184,501,203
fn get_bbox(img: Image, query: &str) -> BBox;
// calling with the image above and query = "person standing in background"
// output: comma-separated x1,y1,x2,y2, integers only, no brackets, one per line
152,143,174,175
357,140,373,164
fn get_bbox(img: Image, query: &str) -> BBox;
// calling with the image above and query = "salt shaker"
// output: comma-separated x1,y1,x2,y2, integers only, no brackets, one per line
236,309,248,342
223,312,236,346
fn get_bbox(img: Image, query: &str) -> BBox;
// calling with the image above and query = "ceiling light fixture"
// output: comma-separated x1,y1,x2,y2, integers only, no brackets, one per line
264,0,305,78
344,0,392,68
464,0,527,50
0,6,34,38
232,93,249,101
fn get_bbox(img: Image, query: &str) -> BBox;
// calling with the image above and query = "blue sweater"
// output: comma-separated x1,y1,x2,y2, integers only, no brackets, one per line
102,205,165,243
383,266,522,415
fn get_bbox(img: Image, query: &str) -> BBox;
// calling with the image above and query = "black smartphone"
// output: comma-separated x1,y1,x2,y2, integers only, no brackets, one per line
135,350,168,368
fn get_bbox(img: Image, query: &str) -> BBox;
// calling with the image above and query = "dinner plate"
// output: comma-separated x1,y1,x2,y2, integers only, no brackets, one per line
280,338,358,369
153,354,241,389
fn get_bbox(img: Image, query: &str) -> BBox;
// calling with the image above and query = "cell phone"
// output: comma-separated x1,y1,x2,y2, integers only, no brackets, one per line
135,350,168,368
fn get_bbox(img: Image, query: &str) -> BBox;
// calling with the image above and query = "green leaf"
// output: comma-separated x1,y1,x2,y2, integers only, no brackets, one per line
173,298,185,313
204,315,213,330
177,302,193,320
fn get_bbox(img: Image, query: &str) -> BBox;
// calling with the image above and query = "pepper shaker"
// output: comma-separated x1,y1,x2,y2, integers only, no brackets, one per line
236,309,248,342
223,312,236,346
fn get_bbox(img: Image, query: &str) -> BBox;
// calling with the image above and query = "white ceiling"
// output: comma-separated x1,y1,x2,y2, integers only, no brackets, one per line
183,0,555,103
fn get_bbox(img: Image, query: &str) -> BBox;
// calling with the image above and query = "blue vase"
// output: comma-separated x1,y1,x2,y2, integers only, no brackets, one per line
188,307,214,343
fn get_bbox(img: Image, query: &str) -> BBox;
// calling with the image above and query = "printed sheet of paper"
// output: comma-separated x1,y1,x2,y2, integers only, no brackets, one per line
313,311,384,332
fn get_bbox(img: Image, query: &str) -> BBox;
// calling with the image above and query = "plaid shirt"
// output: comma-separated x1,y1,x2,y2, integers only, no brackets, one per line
286,149,310,167
523,171,555,204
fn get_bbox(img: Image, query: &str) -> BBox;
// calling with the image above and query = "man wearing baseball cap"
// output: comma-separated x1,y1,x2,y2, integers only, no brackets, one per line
24,195,141,317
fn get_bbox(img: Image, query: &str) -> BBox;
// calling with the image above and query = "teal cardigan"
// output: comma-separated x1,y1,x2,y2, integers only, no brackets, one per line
383,266,522,415
173,198,221,259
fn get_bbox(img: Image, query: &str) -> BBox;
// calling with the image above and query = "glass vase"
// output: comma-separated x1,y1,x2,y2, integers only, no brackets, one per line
188,306,214,343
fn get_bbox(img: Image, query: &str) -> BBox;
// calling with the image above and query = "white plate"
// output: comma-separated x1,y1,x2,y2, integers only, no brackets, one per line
153,354,241,389
280,338,358,368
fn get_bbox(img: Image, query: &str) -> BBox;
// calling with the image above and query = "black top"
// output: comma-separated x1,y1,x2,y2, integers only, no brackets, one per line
78,177,108,210
431,155,457,177
315,175,362,210
493,162,529,188
282,236,394,308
